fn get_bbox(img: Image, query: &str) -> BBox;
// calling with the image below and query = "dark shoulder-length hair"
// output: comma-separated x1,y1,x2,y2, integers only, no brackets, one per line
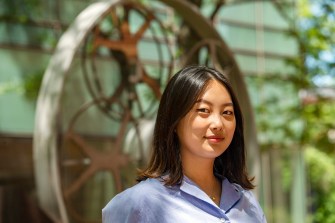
137,65,254,189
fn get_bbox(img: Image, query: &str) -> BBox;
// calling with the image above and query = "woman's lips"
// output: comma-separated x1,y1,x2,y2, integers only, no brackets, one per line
205,136,224,143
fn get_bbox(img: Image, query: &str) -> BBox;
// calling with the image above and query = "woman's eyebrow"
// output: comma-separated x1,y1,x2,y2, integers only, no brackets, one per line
195,99,233,107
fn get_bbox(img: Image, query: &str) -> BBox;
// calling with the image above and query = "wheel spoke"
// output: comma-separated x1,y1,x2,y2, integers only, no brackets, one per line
64,165,96,198
114,109,131,152
141,66,161,99
134,14,154,40
67,133,96,159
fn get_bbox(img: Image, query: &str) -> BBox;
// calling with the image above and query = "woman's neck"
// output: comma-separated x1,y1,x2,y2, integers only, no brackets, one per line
182,156,221,205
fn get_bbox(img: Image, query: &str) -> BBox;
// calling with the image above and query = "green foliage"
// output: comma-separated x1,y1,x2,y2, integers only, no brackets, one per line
293,1,335,221
0,80,22,95
21,70,44,101
305,147,335,223
0,0,42,22
245,76,304,150
0,70,44,101
302,101,335,152
296,0,335,83
0,0,55,102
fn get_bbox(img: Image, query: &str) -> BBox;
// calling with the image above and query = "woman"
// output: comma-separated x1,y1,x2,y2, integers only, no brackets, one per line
102,65,266,222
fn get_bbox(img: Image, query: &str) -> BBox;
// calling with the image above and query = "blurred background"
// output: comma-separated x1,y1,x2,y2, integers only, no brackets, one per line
0,0,334,222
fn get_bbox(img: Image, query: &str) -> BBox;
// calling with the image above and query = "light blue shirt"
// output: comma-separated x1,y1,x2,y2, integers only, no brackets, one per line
102,176,266,223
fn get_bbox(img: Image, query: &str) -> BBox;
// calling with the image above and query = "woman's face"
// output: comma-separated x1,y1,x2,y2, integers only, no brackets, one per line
176,80,236,162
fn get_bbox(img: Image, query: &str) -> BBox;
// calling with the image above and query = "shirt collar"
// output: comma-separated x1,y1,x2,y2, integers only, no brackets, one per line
220,178,242,212
180,176,242,212
180,176,213,204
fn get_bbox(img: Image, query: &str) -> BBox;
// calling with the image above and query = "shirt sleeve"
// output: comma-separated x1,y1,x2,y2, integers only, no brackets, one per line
102,180,165,223
102,193,147,223
244,189,267,223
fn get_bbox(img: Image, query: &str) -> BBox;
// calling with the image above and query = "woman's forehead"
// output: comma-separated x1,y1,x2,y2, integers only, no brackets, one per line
198,80,230,97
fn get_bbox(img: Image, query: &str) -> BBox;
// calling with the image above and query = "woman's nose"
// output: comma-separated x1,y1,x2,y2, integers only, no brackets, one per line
210,115,223,131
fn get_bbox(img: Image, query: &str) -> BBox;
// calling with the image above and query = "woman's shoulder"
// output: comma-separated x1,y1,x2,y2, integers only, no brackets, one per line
223,178,256,196
223,178,263,208
223,179,266,222
103,178,165,209
102,178,170,222
125,178,165,195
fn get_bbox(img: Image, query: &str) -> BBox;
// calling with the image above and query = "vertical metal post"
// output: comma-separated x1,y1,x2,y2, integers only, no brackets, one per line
291,149,307,223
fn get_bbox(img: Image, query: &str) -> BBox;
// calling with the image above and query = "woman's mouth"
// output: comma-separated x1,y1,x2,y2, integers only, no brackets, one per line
205,136,224,143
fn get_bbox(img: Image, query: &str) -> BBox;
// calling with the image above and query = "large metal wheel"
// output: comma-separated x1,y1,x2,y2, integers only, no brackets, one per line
34,0,259,222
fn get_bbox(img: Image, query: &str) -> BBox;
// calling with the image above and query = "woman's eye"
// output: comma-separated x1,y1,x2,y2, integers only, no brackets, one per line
197,108,209,113
223,110,234,115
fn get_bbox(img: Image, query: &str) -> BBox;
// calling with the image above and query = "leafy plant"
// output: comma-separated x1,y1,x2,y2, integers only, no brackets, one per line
21,70,44,100
305,146,335,223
